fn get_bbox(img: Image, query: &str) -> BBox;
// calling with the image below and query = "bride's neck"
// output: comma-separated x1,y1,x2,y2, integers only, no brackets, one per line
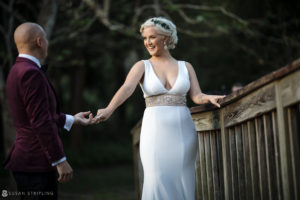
151,51,173,62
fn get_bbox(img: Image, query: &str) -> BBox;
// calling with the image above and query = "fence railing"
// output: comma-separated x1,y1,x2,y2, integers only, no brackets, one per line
131,58,300,200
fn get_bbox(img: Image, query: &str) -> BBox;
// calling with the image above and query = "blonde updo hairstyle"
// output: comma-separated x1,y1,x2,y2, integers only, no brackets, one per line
140,17,178,50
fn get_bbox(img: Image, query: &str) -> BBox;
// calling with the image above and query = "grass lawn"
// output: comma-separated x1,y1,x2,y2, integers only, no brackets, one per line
0,141,136,199
59,164,136,200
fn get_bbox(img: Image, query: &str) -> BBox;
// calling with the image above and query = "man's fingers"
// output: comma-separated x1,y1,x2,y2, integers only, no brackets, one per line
58,172,72,183
56,161,73,183
62,173,68,183
61,174,67,183
58,173,65,183
58,174,62,182
82,111,91,117
64,173,71,183
66,171,73,182
88,113,94,123
79,112,94,125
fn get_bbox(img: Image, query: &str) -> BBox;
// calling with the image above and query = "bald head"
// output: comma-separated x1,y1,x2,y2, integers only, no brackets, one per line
14,22,48,58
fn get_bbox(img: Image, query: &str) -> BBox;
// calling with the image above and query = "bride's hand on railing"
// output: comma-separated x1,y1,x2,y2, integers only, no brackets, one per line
205,95,226,108
94,108,113,123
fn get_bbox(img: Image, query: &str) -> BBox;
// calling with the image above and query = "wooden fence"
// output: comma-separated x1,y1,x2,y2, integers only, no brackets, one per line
131,58,300,200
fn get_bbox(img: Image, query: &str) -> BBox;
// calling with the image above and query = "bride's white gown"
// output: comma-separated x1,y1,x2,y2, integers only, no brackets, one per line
139,60,197,200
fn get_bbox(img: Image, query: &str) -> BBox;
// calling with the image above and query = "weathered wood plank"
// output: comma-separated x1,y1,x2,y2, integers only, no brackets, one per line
131,119,142,145
263,113,277,200
283,108,296,200
279,70,300,107
192,110,220,132
295,104,300,199
275,81,291,200
199,132,208,199
287,106,300,200
131,120,143,200
235,125,246,200
271,111,283,200
290,104,300,200
205,132,214,200
220,109,231,200
242,123,252,200
216,130,225,200
229,128,239,200
223,83,276,127
248,120,260,199
255,117,269,200
210,131,220,200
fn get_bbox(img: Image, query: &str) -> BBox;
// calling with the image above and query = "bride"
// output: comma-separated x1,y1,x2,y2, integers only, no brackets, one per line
95,17,225,200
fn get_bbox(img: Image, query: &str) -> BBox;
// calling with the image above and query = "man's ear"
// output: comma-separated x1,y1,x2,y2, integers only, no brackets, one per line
36,37,42,47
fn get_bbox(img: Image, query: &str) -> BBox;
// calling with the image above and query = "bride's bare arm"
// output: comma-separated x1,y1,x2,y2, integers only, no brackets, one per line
96,61,145,121
186,62,225,107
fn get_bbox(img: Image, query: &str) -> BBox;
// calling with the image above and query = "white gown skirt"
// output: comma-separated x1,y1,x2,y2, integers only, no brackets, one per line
140,106,198,200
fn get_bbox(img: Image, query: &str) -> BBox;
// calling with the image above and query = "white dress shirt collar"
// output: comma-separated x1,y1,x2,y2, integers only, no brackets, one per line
18,54,41,68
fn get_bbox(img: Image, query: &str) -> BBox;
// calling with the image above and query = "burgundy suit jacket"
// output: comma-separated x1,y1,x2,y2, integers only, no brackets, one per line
4,57,66,172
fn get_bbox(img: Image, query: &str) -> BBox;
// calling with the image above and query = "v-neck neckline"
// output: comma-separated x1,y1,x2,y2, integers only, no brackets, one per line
148,60,180,92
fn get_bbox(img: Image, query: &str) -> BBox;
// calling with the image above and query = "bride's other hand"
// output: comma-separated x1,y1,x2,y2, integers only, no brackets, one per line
205,95,226,108
187,62,225,107
95,108,113,123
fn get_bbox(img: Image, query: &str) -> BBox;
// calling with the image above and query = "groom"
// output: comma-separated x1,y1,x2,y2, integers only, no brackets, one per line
4,22,95,199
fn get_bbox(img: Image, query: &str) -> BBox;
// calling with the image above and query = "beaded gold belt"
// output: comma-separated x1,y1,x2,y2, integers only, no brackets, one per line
145,94,186,107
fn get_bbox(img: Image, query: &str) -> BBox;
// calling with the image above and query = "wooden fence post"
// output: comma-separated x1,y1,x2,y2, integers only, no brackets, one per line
275,82,290,200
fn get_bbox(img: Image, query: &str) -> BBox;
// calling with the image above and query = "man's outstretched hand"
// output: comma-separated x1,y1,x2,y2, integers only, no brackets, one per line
73,111,96,126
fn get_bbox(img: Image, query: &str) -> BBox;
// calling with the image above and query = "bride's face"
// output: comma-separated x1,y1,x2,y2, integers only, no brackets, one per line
142,26,166,56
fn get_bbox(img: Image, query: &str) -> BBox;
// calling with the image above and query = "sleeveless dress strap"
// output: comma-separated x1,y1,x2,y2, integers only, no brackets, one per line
179,61,189,78
142,60,151,79
142,60,150,70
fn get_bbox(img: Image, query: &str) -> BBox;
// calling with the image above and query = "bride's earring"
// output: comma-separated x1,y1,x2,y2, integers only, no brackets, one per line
164,41,168,50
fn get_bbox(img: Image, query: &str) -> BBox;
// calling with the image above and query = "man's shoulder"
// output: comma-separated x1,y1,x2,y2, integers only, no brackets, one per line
11,60,41,77
14,58,39,70
7,60,44,88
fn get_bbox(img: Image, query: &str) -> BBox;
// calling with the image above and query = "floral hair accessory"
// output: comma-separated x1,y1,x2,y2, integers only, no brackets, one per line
151,19,170,30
